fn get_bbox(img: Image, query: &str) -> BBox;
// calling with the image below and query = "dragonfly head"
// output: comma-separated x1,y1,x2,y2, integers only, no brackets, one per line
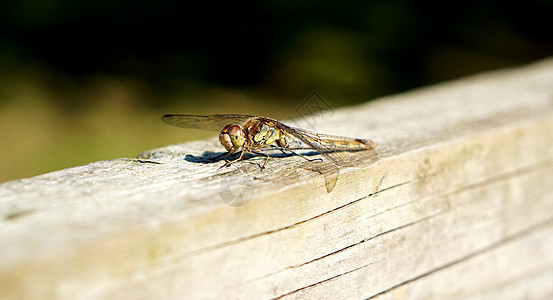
219,124,246,152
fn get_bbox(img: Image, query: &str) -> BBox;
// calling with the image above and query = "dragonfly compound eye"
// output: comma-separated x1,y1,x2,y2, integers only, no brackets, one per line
228,125,246,146
219,124,245,152
219,132,233,152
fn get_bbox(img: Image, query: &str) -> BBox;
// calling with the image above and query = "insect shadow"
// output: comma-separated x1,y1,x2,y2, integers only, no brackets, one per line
184,149,323,165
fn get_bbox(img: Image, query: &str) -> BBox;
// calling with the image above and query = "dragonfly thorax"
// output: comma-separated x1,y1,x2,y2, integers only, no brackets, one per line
219,124,246,152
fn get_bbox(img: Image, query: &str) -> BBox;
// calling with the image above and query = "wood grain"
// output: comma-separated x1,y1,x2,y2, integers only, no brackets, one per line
1,58,553,299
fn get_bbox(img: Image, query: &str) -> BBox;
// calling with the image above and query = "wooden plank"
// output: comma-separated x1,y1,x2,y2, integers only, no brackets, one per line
1,58,553,299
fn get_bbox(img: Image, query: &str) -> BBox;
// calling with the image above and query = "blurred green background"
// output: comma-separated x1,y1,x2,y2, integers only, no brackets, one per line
0,0,552,182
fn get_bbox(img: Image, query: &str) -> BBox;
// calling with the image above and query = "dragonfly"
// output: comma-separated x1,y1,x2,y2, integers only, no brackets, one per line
162,114,377,191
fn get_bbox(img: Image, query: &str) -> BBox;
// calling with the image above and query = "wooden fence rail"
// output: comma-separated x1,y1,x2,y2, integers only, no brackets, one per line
1,58,553,299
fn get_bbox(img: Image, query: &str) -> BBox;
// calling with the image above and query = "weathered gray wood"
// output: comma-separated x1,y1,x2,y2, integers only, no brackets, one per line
1,58,553,300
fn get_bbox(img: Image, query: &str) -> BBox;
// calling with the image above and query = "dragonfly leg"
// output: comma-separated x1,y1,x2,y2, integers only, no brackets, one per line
251,150,270,169
218,150,270,170
219,151,245,169
276,147,323,163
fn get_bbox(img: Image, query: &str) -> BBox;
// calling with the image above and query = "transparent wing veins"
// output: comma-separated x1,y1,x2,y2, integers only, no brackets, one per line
161,114,255,131
266,119,373,166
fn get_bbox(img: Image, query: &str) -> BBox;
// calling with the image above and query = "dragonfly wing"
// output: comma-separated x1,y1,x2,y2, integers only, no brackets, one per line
273,121,371,166
162,114,255,131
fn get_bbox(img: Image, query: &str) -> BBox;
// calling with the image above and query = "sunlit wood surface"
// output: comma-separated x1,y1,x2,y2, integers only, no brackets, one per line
1,58,553,299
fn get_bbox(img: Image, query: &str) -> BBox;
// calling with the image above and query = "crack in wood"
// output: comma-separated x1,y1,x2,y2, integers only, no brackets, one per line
364,217,553,299
243,212,436,286
183,181,412,258
161,158,551,265
272,263,374,300
238,217,552,299
239,158,553,289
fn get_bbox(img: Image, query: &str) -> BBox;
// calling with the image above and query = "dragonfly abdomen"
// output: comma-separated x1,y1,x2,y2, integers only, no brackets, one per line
320,138,377,151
